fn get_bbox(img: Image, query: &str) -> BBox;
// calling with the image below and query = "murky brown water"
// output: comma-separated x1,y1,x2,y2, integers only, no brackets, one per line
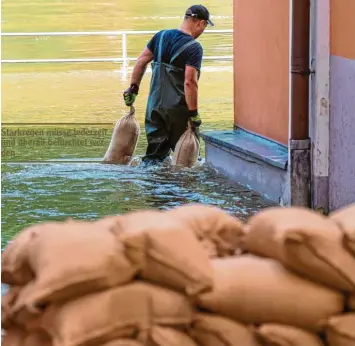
1,0,274,248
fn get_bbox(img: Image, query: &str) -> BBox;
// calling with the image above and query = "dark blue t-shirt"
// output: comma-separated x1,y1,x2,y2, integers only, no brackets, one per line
146,29,203,71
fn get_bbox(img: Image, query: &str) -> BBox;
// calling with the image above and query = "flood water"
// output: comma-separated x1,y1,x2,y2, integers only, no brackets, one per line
1,0,274,248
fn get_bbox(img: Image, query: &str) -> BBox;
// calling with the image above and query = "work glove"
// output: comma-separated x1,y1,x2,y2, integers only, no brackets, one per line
123,84,139,106
189,110,202,138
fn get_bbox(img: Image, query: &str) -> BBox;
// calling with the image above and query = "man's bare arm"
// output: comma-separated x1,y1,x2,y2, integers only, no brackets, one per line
130,47,154,87
184,65,199,111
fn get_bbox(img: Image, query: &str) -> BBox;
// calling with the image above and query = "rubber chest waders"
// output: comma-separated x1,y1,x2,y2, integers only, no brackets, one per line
143,31,200,162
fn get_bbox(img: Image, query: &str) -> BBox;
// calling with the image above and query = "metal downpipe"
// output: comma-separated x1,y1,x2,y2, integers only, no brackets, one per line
289,0,312,207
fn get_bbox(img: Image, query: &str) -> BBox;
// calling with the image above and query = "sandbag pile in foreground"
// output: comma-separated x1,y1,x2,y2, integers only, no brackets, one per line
2,203,355,346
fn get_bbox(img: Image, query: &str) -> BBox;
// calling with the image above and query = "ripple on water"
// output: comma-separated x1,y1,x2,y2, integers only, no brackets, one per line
1,159,274,249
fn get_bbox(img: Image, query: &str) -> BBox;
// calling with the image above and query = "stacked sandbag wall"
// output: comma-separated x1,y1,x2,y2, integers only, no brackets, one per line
2,203,355,346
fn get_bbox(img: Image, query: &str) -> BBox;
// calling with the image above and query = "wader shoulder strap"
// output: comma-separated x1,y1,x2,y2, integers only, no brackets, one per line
157,31,166,63
170,40,198,64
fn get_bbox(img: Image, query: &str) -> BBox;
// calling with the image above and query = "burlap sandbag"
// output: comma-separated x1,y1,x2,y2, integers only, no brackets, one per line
130,282,194,327
103,341,144,346
330,203,355,254
92,215,121,230
113,210,213,295
2,326,28,346
148,326,199,346
348,295,355,311
325,313,355,346
166,204,245,257
189,313,260,346
11,282,47,332
42,285,151,346
11,219,137,318
2,285,22,328
197,255,344,332
255,324,324,346
243,206,355,291
200,238,219,258
103,106,140,165
24,331,53,346
1,223,43,285
2,327,52,346
171,125,199,168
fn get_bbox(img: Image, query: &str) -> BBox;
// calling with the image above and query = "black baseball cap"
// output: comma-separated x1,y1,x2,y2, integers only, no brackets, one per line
185,5,214,26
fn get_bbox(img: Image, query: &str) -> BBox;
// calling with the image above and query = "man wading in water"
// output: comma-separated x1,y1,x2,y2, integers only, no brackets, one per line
123,5,214,164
